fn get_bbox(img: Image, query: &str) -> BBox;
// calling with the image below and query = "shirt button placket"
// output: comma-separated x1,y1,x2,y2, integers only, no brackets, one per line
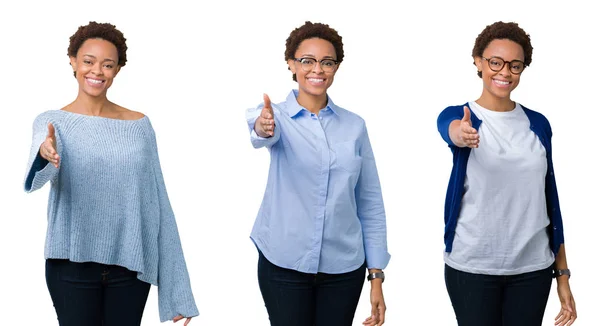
312,113,329,273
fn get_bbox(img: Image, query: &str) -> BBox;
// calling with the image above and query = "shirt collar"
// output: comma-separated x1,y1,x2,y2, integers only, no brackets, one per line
283,89,339,117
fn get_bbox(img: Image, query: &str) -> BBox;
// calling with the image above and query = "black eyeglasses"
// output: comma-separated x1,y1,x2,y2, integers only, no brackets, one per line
482,56,525,74
294,57,339,72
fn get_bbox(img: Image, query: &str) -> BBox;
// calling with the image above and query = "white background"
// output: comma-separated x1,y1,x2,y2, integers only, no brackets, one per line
1,0,598,325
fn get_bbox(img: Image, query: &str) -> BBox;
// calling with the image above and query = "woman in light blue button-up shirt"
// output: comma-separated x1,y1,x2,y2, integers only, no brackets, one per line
246,21,390,326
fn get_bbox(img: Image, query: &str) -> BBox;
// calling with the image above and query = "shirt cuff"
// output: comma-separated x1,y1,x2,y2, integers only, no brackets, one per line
365,247,391,270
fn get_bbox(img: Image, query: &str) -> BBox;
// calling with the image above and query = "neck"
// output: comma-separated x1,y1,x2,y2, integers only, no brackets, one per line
476,91,515,112
296,91,328,115
70,92,113,116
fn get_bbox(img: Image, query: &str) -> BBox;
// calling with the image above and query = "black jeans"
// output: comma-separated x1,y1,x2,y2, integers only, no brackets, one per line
257,250,366,326
445,264,553,326
46,259,151,326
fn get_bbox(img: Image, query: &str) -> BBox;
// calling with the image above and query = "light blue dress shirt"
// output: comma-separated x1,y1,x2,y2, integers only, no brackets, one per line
246,90,390,274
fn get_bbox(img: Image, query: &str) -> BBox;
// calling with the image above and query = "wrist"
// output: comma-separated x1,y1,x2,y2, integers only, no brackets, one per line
553,268,571,284
367,270,385,284
370,278,383,289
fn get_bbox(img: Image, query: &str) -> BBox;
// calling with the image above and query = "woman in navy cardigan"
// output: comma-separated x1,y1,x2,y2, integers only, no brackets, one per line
437,21,576,326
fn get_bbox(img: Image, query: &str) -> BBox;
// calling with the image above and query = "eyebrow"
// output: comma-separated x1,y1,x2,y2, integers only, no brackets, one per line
486,55,524,62
299,55,337,60
83,54,117,63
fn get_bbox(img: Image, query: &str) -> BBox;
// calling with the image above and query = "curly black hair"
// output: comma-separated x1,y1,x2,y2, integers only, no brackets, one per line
68,22,127,77
285,21,344,81
472,21,532,78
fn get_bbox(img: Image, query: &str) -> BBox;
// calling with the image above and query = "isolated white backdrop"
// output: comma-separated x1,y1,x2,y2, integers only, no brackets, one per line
0,0,598,325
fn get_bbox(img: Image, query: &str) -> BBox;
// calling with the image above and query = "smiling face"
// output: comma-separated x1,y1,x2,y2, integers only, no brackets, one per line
475,39,525,101
69,38,120,98
287,37,338,99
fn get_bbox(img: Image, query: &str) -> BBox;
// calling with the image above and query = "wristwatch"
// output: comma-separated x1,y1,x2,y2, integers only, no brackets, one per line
367,272,385,283
554,269,571,279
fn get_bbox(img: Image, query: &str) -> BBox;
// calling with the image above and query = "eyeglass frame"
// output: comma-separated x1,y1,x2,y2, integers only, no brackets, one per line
293,57,339,72
482,56,526,75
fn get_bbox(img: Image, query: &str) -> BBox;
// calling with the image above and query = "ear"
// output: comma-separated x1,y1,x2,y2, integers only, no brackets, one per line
287,59,296,74
473,56,483,72
69,56,77,72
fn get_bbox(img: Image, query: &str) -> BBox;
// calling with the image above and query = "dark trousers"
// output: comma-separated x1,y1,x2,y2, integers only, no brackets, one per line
46,259,151,326
445,264,553,326
257,251,366,326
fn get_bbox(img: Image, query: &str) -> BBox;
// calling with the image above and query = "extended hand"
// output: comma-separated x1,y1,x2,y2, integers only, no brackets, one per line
254,93,275,138
39,123,60,168
451,106,479,148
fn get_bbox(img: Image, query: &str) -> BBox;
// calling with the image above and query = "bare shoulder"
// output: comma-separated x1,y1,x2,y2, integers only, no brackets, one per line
114,104,146,120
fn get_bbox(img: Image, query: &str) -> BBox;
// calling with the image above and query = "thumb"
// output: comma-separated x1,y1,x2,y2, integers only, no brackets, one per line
46,123,56,139
462,106,471,123
47,123,56,138
263,93,272,110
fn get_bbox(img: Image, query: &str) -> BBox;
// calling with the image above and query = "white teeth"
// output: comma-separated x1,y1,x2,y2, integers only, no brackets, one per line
494,79,509,85
308,78,324,82
87,78,103,84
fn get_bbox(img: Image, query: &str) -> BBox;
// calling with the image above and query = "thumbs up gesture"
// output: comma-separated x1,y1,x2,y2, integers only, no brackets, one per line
254,94,276,138
40,123,60,168
451,106,479,148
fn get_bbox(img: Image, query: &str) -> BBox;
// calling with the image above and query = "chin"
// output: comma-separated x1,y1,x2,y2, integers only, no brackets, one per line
83,89,106,98
303,85,328,96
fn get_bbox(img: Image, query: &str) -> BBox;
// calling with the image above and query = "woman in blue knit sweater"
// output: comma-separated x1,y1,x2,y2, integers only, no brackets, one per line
437,21,576,326
24,22,197,325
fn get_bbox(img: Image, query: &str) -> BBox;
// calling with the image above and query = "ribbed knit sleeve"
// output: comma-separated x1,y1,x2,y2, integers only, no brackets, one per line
145,123,199,322
24,112,61,192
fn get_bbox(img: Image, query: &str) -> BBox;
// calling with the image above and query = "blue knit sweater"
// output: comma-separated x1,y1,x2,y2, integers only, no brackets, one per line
24,110,199,322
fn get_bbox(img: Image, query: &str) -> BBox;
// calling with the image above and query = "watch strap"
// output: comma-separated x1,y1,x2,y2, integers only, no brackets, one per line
367,272,385,282
554,269,571,279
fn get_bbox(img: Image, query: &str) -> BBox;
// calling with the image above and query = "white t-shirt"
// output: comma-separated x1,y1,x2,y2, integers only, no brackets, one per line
444,101,555,275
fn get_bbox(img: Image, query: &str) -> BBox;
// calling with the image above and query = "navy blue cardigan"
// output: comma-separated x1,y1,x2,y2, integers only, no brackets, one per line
437,103,565,255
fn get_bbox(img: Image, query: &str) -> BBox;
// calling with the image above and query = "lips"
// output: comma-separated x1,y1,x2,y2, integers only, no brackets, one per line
492,78,511,88
306,77,325,86
85,77,105,87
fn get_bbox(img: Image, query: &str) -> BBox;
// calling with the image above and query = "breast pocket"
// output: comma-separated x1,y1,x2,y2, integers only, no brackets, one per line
331,140,362,173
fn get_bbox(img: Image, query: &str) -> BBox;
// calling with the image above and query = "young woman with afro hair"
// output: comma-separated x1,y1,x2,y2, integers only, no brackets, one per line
245,21,390,326
24,21,198,326
437,21,577,326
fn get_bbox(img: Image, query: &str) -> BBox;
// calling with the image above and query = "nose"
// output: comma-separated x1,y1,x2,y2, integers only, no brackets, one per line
311,61,324,74
499,61,512,76
91,62,103,75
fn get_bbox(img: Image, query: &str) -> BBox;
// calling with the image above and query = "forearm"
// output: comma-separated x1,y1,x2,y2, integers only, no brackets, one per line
369,277,383,289
555,244,568,269
555,243,570,284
